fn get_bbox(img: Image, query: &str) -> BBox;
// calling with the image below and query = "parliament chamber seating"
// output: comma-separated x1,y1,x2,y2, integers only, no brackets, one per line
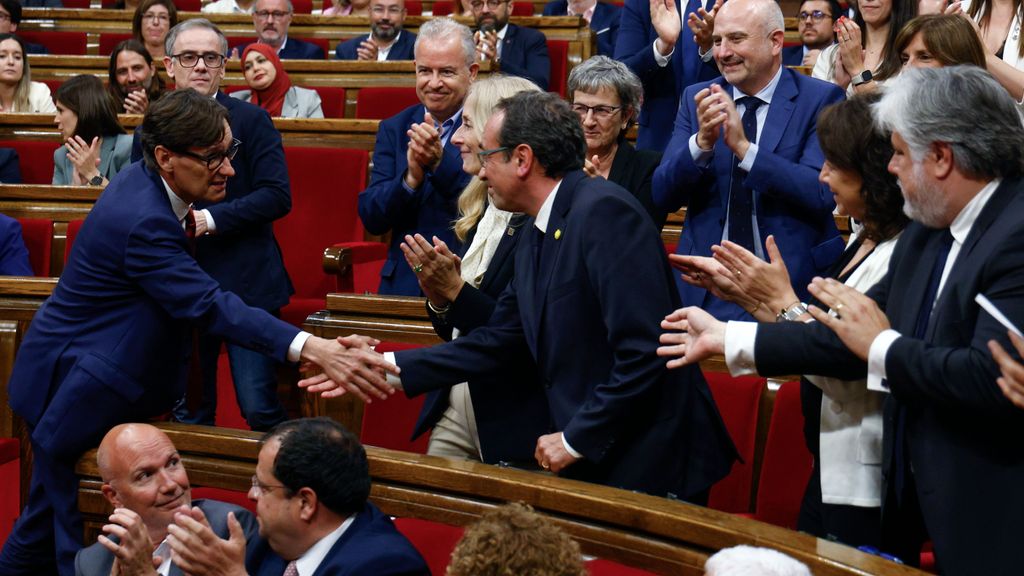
0,437,18,550
547,38,569,96
404,0,424,15
15,218,53,277
703,372,766,514
354,86,419,120
361,342,430,454
0,140,59,186
97,32,132,55
309,86,346,118
16,30,88,56
292,0,314,13
65,218,84,264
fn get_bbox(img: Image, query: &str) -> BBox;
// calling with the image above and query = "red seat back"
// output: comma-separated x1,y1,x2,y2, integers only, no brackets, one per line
0,438,19,550
16,218,53,277
16,31,88,55
432,0,455,14
586,560,658,575
292,0,313,12
546,39,568,97
705,372,765,513
393,517,463,575
354,86,419,120
404,0,423,14
65,219,85,264
308,86,346,118
227,36,258,52
39,79,62,95
62,0,91,7
511,1,533,14
0,140,59,185
359,341,430,453
753,381,813,529
99,32,134,56
191,486,256,513
295,36,330,57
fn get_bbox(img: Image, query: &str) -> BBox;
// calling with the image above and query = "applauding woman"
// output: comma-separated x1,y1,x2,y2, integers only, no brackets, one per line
0,34,57,114
52,75,133,187
232,44,323,119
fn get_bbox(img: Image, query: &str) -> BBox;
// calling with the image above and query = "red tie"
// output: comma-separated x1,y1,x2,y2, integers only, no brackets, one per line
184,208,198,255
283,561,299,576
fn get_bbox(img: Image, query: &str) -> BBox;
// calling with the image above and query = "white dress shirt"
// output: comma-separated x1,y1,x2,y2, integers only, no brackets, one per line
291,516,355,575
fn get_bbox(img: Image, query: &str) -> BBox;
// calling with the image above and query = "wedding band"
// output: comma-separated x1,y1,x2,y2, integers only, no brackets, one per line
734,269,742,277
834,302,845,313
413,264,423,273
542,462,550,469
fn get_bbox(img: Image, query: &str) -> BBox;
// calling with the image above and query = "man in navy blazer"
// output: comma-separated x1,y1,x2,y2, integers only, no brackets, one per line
358,18,475,295
471,0,550,89
653,0,845,321
543,0,621,57
239,0,326,59
0,0,48,54
0,213,32,276
782,0,838,68
614,0,721,151
664,67,1024,574
0,91,394,576
168,418,430,576
0,147,21,183
335,0,417,60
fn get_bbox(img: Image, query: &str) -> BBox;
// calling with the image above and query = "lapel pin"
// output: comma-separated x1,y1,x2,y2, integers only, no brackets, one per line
506,226,515,236
554,229,562,240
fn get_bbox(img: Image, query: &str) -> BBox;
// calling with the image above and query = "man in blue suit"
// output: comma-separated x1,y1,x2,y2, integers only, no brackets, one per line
653,0,845,321
0,146,21,182
471,0,550,89
543,0,621,57
335,0,417,60
238,0,325,59
614,0,721,151
0,0,48,54
358,17,475,295
166,418,430,576
782,0,838,68
0,90,396,576
0,212,32,275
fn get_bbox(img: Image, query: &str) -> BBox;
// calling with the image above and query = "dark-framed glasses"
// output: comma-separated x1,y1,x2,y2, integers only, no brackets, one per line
172,51,226,69
477,146,510,165
470,0,508,10
250,474,287,495
255,9,291,19
571,103,622,120
178,138,241,170
798,10,831,21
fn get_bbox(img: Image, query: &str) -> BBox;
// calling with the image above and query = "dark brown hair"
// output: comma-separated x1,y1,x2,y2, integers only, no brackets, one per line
141,88,230,170
132,0,178,46
861,0,919,81
107,39,165,112
54,75,125,143
967,0,1023,60
894,14,987,68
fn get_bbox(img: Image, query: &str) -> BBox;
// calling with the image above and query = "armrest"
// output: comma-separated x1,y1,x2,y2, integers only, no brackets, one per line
323,241,388,293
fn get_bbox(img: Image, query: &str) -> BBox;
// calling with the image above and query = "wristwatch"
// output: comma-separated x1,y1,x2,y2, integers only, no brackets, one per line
777,302,809,322
88,174,104,186
851,69,873,87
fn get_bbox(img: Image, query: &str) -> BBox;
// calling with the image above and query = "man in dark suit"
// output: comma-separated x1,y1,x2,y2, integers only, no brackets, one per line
358,17,476,295
166,418,430,576
0,146,21,182
0,0,48,54
0,90,395,576
135,19,296,431
238,0,325,59
614,0,720,151
543,0,621,57
653,0,845,321
319,91,736,499
335,0,417,60
0,212,32,275
661,66,1024,574
782,0,838,68
75,424,270,576
471,0,550,89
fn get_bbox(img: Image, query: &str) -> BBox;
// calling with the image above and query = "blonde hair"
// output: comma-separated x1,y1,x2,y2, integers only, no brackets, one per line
453,75,541,242
0,35,32,112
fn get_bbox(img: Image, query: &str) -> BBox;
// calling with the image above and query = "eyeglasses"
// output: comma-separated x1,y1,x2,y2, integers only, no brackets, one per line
250,474,287,495
255,9,291,19
470,0,508,10
172,51,227,69
371,5,404,14
177,138,241,171
798,10,831,21
571,103,622,120
0,12,11,22
143,12,170,22
477,146,510,165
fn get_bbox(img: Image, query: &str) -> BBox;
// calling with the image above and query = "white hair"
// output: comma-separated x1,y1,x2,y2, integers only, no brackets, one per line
704,546,813,576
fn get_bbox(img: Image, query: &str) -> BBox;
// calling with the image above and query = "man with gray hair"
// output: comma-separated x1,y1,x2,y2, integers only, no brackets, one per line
704,545,811,576
238,0,325,59
658,66,1024,573
357,17,477,295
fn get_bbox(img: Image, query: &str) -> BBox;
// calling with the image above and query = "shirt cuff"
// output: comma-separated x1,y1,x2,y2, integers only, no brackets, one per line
653,40,673,67
384,351,404,390
287,331,312,363
400,175,418,195
561,433,584,459
737,142,758,172
724,321,759,376
199,209,216,233
688,134,714,166
867,329,900,393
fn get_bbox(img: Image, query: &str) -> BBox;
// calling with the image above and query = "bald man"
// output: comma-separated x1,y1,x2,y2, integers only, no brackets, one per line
74,424,270,576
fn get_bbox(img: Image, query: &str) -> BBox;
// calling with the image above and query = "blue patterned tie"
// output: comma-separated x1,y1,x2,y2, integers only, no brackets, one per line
727,96,764,254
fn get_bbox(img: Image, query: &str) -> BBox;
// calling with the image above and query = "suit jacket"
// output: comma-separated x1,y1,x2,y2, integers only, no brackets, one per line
25,42,48,55
256,503,429,576
52,133,133,185
335,31,417,60
753,177,1024,574
614,0,721,151
652,67,846,320
238,37,325,59
414,212,551,464
397,171,736,498
231,86,325,118
0,214,32,276
74,499,270,576
607,141,665,230
357,104,469,295
0,148,21,183
494,24,551,90
7,160,298,462
782,45,805,67
131,92,293,311
543,0,621,57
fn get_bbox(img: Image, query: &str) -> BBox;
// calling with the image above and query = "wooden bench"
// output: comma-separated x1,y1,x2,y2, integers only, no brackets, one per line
0,185,99,277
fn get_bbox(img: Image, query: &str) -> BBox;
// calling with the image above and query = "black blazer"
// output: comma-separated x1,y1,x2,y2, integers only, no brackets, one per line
753,177,1024,574
335,31,417,60
607,141,665,230
0,148,21,183
413,212,551,465
495,24,550,90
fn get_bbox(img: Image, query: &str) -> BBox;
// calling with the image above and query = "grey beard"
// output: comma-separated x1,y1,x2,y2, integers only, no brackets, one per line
372,22,399,42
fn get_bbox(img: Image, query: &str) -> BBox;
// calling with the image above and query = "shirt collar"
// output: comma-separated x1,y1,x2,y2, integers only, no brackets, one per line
949,178,1001,246
731,63,783,105
495,23,509,41
277,36,288,52
153,539,172,576
533,179,563,233
377,30,402,52
293,515,356,576
161,177,193,224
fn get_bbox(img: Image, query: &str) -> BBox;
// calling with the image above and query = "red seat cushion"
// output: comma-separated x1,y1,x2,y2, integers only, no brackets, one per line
0,438,17,465
295,36,330,57
0,439,19,551
62,0,91,7
0,140,59,185
704,372,765,513
307,86,346,118
175,0,202,10
359,342,429,453
16,218,53,277
99,33,134,56
393,517,463,575
16,31,88,55
432,0,455,14
215,348,251,430
753,381,813,529
355,86,419,120
546,39,568,97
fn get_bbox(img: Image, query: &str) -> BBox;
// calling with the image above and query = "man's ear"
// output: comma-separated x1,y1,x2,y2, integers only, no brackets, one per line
929,142,955,180
101,483,123,509
296,487,319,522
513,144,533,178
154,145,174,174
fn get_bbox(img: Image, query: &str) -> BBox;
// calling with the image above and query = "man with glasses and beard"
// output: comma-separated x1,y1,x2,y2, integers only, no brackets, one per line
108,39,164,114
470,0,550,89
335,0,417,60
238,0,325,59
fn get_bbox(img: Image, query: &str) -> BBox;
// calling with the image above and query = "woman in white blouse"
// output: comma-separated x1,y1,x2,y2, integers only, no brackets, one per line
957,0,1024,101
0,34,57,114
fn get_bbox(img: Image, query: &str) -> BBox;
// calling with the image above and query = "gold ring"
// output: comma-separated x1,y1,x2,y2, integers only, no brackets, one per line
413,264,423,273
835,302,845,313
734,269,742,277
542,462,550,470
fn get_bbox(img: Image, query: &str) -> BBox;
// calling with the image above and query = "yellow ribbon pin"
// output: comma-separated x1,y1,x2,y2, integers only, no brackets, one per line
554,229,562,240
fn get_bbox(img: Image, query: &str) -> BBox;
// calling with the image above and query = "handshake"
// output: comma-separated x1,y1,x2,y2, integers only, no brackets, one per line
298,334,403,403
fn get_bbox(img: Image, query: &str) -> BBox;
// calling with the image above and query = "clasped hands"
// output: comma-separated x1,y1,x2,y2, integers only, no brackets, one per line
400,233,464,308
404,112,444,189
297,334,401,403
474,29,499,63
694,85,752,160
66,135,104,186
650,0,721,56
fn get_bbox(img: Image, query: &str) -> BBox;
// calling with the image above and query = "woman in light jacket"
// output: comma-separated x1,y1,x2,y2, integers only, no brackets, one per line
52,75,133,187
231,44,323,119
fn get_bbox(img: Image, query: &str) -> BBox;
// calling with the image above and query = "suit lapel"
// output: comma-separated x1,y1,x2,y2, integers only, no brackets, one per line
758,67,797,154
478,213,524,294
893,230,947,335
97,136,117,178
282,87,298,118
533,172,581,317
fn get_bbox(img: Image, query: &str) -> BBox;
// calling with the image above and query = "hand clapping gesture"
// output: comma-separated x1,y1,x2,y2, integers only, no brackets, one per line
66,135,105,186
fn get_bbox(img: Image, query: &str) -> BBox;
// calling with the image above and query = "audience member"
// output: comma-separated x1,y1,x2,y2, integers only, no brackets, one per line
704,545,812,576
335,0,416,60
470,0,550,89
446,502,586,576
402,75,549,464
784,0,841,68
543,0,621,57
614,0,722,151
652,0,845,321
358,17,476,295
0,0,47,54
74,423,270,575
0,89,392,576
238,0,326,59
659,66,1024,573
313,91,737,500
569,55,665,229
52,75,133,187
108,39,165,114
895,13,986,68
21,0,63,8
959,0,1024,101
671,94,908,548
140,19,296,432
133,0,177,61
319,0,370,15
990,330,1024,410
0,147,21,182
0,213,31,276
812,0,917,92
204,0,255,14
166,418,430,575
232,44,324,117
0,33,56,113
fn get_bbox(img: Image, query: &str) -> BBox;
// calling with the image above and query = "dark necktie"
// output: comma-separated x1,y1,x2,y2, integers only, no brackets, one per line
727,96,764,254
533,226,545,292
184,208,198,256
183,208,203,412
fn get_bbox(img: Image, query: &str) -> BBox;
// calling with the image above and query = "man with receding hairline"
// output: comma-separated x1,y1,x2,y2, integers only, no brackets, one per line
335,0,417,60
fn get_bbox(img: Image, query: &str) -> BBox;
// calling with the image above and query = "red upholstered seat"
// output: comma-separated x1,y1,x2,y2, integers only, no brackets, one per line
405,0,423,14
354,86,420,120
586,560,658,575
511,1,532,15
222,85,247,94
393,517,463,575
191,486,255,513
296,36,330,56
98,33,134,56
359,342,429,453
227,36,257,52
431,0,455,14
214,348,251,430
704,372,765,513
16,218,53,277
62,0,91,7
65,219,85,264
749,380,813,529
0,438,19,550
16,31,87,55
292,0,313,13
308,86,345,118
0,140,59,185
546,39,568,96
38,79,62,95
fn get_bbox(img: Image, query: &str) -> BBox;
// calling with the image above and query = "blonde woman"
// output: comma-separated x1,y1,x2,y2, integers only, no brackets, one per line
399,75,550,465
0,34,57,114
